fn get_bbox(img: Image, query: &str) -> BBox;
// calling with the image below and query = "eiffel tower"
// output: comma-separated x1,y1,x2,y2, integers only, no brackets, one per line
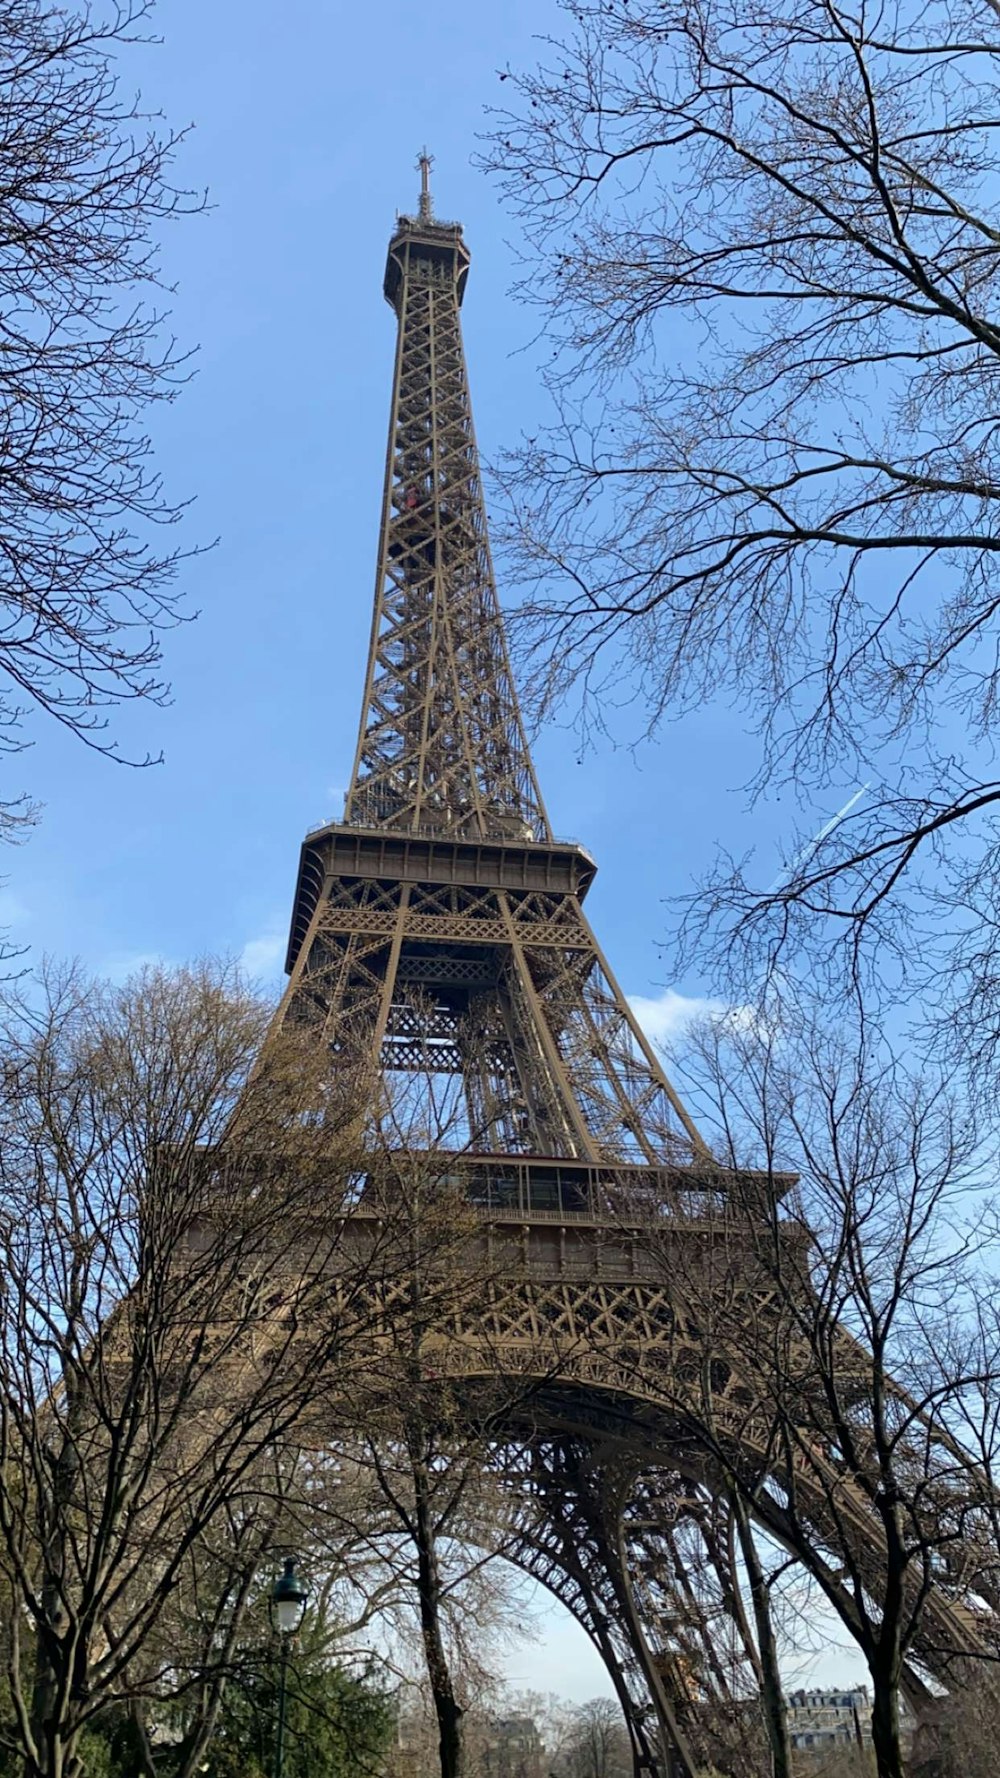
268,161,993,1777
282,157,704,1185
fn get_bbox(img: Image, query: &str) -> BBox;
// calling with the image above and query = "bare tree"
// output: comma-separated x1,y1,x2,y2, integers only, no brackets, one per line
0,959,391,1778
340,1104,552,1778
495,1691,578,1775
645,1006,1000,1778
910,1666,1000,1776
726,1490,793,1778
483,0,1000,1033
349,1418,530,1778
0,0,201,840
395,1690,546,1778
553,1698,632,1778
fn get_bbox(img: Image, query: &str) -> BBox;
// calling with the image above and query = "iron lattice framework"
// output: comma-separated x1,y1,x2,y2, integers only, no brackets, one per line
281,167,704,1167
266,164,997,1778
344,169,547,845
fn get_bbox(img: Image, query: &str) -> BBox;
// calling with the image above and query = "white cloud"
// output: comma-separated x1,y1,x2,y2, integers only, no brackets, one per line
101,949,167,984
240,928,286,982
0,890,28,929
628,987,729,1046
630,986,769,1050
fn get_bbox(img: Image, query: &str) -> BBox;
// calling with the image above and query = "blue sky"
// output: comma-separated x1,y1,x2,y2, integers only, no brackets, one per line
4,0,862,1700
7,0,800,1025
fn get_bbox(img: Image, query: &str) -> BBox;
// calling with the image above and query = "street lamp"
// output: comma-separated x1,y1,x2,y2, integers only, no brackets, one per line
269,1557,308,1778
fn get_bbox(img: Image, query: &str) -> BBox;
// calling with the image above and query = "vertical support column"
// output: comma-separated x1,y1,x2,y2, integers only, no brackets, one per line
508,1513,668,1778
556,1444,705,1778
598,1493,701,1778
518,1442,701,1778
497,893,596,1159
371,884,412,1058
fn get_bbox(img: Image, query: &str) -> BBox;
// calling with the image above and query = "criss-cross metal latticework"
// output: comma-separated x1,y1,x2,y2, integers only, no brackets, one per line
344,175,547,844
266,165,999,1778
280,166,703,1166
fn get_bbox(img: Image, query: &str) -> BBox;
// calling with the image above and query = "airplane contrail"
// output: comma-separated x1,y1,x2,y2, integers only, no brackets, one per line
767,782,871,894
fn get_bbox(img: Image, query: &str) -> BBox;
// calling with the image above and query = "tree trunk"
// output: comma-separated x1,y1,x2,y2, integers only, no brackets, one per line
869,1491,907,1778
29,1385,85,1778
730,1491,793,1778
870,1663,905,1778
409,1439,464,1778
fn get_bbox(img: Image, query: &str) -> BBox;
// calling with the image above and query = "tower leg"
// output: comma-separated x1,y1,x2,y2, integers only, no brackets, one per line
512,1441,703,1778
507,1499,666,1778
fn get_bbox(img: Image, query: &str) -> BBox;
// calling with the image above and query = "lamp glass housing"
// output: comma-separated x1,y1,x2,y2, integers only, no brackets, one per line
275,1595,304,1635
271,1558,308,1637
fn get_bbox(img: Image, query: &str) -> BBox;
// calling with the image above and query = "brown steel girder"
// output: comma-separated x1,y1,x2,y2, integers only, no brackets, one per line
499,1441,769,1778
280,861,706,1166
343,208,548,844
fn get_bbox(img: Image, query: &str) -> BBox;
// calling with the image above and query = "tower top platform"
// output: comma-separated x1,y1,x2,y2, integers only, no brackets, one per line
383,151,470,310
384,213,470,311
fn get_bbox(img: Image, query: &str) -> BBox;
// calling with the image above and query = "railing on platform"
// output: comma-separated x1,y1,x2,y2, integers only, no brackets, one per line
305,812,587,851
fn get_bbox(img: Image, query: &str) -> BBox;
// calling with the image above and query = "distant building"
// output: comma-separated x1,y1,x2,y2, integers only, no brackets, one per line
786,1687,914,1762
480,1715,545,1778
786,1688,869,1757
388,1705,546,1778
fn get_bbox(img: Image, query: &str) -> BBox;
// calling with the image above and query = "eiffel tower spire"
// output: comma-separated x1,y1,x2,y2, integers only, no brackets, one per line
343,161,550,843
282,172,705,1168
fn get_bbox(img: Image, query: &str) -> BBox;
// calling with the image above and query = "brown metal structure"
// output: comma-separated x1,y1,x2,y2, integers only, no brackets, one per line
265,164,996,1778
281,162,703,1171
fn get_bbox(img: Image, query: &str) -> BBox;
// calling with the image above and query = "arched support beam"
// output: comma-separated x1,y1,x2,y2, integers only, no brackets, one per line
504,1520,665,1778
507,1439,708,1778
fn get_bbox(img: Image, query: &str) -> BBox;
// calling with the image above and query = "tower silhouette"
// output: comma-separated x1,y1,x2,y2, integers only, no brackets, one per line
265,164,992,1777
282,161,703,1181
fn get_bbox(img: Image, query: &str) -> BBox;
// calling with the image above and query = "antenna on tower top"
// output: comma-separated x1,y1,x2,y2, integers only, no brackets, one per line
417,147,434,221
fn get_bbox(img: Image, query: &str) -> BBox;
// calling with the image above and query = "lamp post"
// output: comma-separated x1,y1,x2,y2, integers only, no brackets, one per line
269,1557,308,1778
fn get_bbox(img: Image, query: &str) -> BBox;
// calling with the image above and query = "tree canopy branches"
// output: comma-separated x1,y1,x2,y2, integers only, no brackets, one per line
0,0,202,840
483,0,1000,1034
